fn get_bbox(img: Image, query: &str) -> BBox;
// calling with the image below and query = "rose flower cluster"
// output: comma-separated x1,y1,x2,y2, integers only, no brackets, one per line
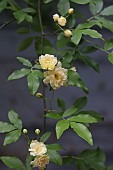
39,54,68,89
53,8,74,38
29,140,49,170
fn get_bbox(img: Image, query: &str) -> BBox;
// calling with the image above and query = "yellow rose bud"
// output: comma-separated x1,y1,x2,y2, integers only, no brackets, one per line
36,93,43,98
53,14,59,22
64,29,72,37
58,16,66,26
23,129,28,134
35,129,40,135
68,8,74,15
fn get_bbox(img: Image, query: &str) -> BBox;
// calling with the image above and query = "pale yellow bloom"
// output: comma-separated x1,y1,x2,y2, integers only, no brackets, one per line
58,16,66,26
64,29,72,37
30,155,50,170
39,54,57,70
68,8,74,15
53,14,59,21
43,62,68,89
29,140,47,156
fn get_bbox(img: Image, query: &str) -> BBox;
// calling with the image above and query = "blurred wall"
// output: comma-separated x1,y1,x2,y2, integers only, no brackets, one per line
0,0,113,169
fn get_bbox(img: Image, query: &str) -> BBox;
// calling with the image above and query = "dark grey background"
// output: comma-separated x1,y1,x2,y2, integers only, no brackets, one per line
0,0,113,169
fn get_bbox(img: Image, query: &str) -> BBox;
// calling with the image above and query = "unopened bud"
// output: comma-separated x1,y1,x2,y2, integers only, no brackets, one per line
70,67,77,71
64,29,72,37
35,129,40,135
23,129,28,134
36,93,43,98
58,16,66,26
68,8,74,15
53,14,59,22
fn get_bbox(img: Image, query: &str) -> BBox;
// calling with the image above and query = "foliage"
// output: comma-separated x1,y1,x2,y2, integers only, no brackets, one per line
0,0,113,169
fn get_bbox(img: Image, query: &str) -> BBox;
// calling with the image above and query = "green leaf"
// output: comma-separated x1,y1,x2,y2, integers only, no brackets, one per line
46,112,62,119
104,39,113,51
33,70,44,79
73,96,87,111
79,148,106,169
70,122,93,145
68,111,103,123
68,14,76,28
27,71,40,95
63,156,74,165
68,70,89,94
108,53,113,64
3,129,21,146
57,98,66,111
18,37,33,51
108,165,113,170
76,159,87,170
25,155,32,170
56,120,69,139
80,148,106,163
8,68,30,80
62,105,77,118
71,29,82,45
0,156,26,170
33,64,41,69
82,29,102,39
78,20,102,29
7,1,20,11
80,46,98,54
17,57,32,67
89,0,103,15
57,33,70,48
25,14,33,23
57,0,70,16
100,5,113,16
0,122,15,133
46,143,63,150
61,51,73,68
78,55,100,72
13,10,26,24
47,149,62,166
70,0,90,4
8,110,22,130
96,16,113,32
43,0,53,3
0,1,7,13
16,27,30,34
40,132,51,143
22,7,36,13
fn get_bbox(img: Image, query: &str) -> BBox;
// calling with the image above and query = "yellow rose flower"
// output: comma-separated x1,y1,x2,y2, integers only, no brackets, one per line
30,155,50,170
58,16,66,26
29,140,47,156
43,62,68,89
39,54,57,70
68,8,74,15
53,14,59,21
64,29,72,37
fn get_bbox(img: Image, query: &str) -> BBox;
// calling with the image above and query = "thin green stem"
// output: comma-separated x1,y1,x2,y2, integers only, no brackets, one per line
49,90,54,110
0,18,15,30
38,0,47,133
22,133,31,145
87,13,100,21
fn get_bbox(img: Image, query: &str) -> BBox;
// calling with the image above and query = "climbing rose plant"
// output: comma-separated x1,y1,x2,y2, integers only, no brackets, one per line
0,0,113,169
